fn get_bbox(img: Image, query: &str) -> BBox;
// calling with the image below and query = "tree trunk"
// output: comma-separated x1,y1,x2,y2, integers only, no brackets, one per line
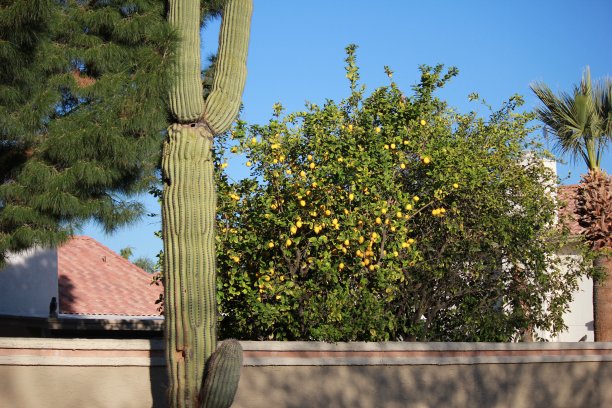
593,255,612,341
162,124,217,407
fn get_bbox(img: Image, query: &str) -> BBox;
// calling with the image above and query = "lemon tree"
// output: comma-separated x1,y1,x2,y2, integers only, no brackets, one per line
214,46,588,341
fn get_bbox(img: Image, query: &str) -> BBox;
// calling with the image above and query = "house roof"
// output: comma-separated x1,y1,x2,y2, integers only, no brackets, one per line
557,184,582,236
58,236,162,317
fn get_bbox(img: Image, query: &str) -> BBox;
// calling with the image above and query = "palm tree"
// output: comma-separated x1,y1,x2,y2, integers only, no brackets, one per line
531,67,612,341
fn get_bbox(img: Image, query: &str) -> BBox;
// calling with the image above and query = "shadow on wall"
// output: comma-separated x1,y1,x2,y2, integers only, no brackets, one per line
58,274,76,314
0,247,58,317
234,360,612,408
150,349,168,408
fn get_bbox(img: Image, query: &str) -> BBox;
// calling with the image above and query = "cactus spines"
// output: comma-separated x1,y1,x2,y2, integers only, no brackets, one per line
199,340,244,408
168,0,205,123
203,0,252,134
162,0,252,406
162,124,217,406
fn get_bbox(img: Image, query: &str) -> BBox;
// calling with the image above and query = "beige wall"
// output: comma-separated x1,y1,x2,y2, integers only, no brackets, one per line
235,363,611,408
1,338,611,408
0,247,58,318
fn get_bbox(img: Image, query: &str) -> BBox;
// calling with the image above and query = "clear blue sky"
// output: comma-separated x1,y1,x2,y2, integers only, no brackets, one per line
82,0,612,262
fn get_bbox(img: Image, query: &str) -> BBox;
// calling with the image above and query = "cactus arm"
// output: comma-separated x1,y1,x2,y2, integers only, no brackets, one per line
203,0,252,134
168,0,205,123
199,340,244,408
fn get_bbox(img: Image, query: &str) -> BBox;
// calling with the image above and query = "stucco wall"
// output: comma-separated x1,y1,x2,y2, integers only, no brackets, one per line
0,248,58,318
1,338,611,408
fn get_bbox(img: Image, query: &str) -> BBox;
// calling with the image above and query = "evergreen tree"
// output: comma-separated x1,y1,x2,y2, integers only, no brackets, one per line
0,0,174,264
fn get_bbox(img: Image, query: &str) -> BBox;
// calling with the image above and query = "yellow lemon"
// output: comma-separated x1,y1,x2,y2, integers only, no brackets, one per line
420,119,426,126
286,239,292,247
453,183,459,189
375,126,381,133
383,144,389,150
349,193,354,201
339,263,345,270
390,143,396,149
400,163,406,169
405,203,413,210
325,209,331,216
358,236,365,244
286,169,292,175
413,196,419,202
300,170,306,178
307,154,313,161
268,242,274,249
276,295,281,300
296,220,303,228
246,161,252,167
344,239,350,246
299,199,306,207
375,217,382,224
381,208,388,215
309,162,315,169
396,211,402,218
290,226,297,234
251,137,257,144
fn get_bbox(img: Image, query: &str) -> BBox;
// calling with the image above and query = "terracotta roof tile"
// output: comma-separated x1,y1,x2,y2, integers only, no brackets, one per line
58,236,162,317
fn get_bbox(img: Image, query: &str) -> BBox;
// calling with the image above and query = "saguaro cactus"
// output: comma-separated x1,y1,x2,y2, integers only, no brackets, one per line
162,0,252,407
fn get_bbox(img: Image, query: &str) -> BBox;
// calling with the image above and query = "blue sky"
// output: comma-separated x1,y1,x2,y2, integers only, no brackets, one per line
82,0,612,262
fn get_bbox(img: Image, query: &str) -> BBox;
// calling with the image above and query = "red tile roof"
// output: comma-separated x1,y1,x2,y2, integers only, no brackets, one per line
557,185,582,236
58,236,162,317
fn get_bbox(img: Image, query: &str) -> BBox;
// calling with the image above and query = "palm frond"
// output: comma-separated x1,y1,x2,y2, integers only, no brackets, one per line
530,67,608,171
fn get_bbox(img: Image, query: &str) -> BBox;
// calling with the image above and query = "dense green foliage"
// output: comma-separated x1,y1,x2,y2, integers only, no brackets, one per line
214,47,587,342
0,0,175,264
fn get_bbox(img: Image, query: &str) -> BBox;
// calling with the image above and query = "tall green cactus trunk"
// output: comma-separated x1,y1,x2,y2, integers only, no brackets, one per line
162,1,252,407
